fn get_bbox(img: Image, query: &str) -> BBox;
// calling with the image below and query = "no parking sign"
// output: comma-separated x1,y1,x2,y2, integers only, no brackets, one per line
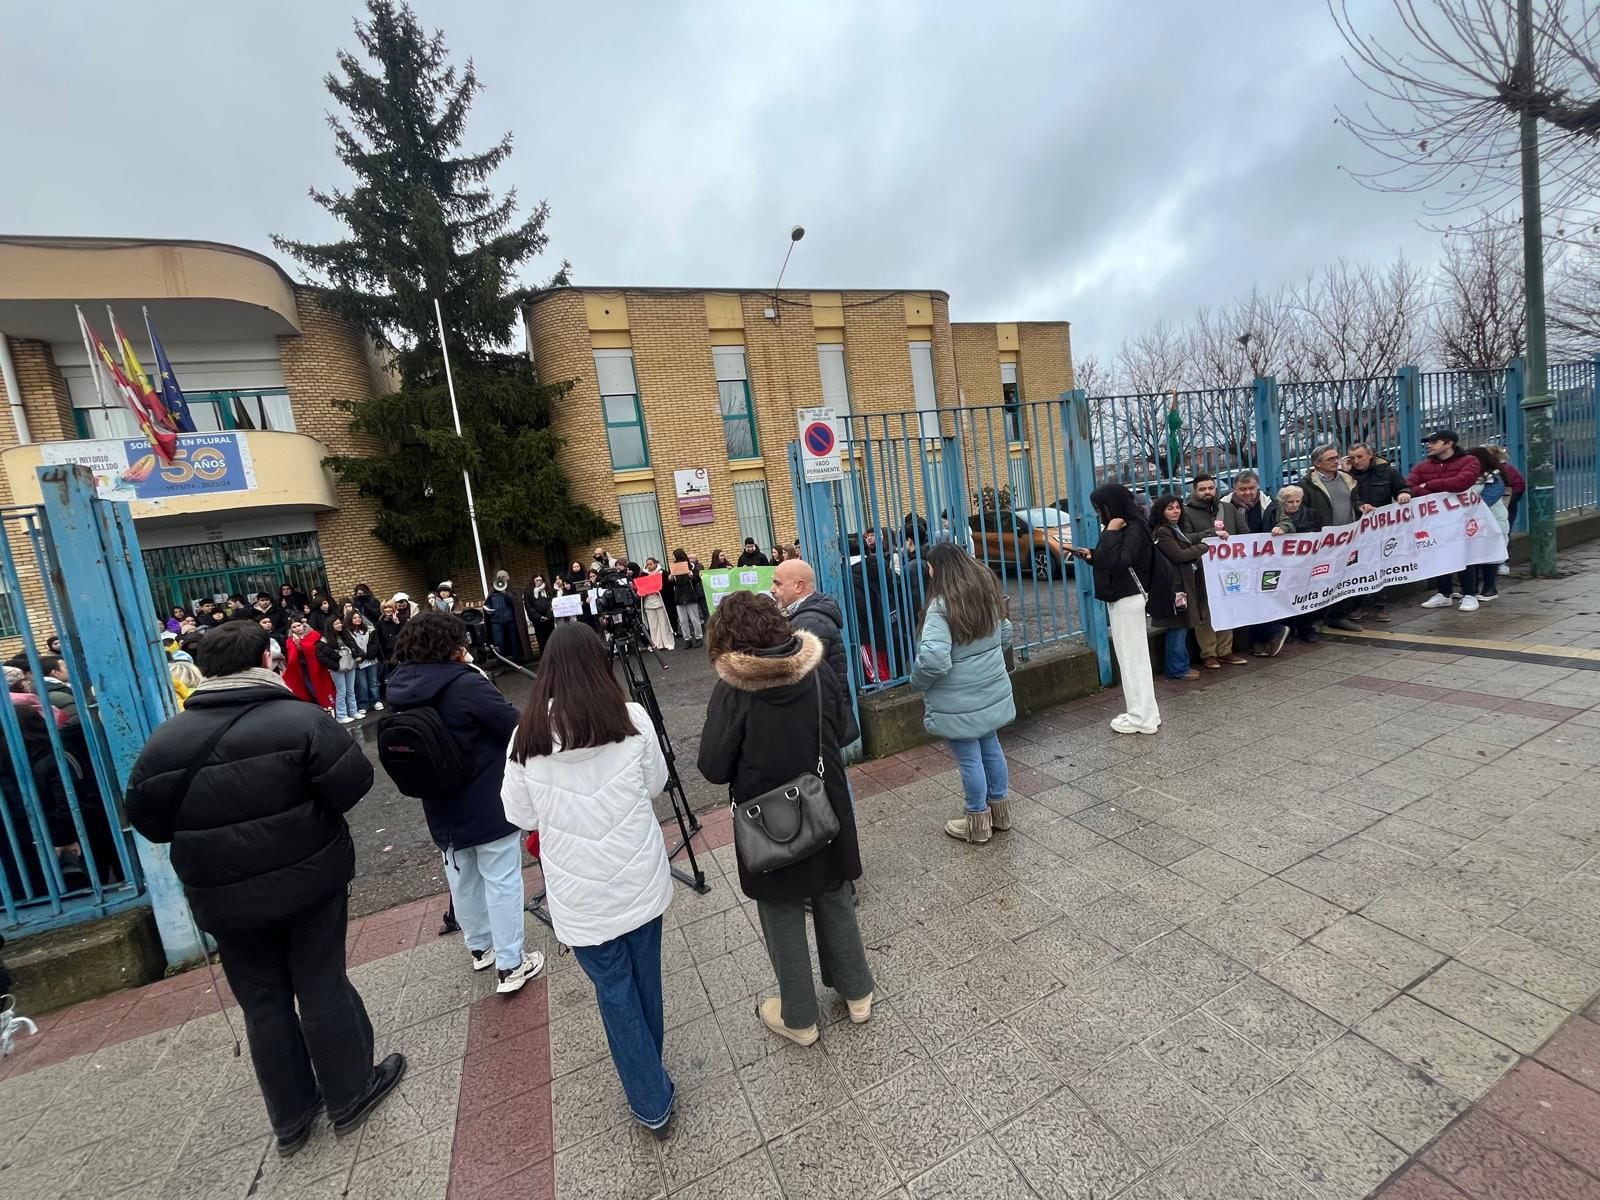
798,407,842,482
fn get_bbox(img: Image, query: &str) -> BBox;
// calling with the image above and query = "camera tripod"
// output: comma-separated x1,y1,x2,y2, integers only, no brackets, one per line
524,619,711,929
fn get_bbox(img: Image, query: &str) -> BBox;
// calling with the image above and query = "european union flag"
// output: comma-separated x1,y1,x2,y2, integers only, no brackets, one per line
144,310,196,433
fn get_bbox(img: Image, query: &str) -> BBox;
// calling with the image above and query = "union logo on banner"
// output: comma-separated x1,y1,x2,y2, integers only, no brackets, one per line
1311,563,1331,577
1465,519,1480,537
1413,530,1431,541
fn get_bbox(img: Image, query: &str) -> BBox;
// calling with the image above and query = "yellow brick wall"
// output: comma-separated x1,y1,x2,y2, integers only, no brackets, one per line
527,288,969,563
1017,321,1075,399
0,340,76,650
277,289,423,602
952,323,1004,409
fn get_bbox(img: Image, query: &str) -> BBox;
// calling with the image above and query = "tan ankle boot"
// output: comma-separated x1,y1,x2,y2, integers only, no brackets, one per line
989,799,1012,831
943,809,992,844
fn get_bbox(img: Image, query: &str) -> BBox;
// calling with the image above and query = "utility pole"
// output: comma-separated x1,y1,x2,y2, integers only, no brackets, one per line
1517,0,1556,576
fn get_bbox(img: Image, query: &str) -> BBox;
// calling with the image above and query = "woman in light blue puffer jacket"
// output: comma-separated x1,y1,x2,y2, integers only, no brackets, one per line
910,544,1016,846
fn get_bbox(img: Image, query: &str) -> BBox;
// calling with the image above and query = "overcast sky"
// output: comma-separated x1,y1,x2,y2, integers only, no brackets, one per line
2,0,1439,359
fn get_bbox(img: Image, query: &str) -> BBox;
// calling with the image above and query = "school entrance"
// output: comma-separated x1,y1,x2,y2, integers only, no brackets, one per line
141,529,330,615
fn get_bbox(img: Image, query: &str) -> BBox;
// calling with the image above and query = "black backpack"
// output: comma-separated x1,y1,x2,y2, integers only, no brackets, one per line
376,703,466,800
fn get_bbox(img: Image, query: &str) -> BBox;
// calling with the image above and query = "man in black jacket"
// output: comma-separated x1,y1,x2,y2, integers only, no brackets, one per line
127,622,403,1158
1346,442,1413,622
772,559,861,745
737,538,770,567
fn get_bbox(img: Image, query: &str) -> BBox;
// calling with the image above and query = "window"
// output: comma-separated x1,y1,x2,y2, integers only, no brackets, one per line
714,347,758,460
617,492,666,567
817,343,851,434
909,341,939,438
733,480,775,553
1002,362,1022,443
71,382,297,438
0,581,18,639
1008,454,1034,508
595,349,648,469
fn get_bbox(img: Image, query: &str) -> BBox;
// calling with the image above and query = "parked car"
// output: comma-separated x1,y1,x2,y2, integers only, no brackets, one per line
969,507,1074,580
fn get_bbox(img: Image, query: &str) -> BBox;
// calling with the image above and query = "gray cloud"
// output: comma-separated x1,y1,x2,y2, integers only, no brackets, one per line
1,0,1443,359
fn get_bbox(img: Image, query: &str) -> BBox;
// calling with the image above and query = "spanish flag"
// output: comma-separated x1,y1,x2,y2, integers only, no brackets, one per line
77,307,177,464
108,307,176,433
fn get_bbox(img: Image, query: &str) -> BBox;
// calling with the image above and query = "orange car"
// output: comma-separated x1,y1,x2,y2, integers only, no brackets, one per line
969,507,1074,580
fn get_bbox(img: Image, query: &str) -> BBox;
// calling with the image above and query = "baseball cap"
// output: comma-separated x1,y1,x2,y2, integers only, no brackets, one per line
391,592,410,603
160,630,177,643
1424,428,1458,445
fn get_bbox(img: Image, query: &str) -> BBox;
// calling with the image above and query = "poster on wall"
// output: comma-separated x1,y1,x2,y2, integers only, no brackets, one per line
673,467,714,526
41,433,257,503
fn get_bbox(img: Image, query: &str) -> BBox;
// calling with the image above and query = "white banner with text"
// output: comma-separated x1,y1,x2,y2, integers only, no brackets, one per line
1201,492,1508,629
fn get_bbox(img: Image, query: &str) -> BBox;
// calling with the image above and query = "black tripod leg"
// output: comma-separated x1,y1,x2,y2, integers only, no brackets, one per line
617,642,709,892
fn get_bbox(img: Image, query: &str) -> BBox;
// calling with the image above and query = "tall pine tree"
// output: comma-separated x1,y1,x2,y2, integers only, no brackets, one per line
274,0,610,584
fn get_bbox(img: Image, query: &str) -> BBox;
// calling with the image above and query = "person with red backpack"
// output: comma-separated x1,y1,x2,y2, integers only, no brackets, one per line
381,613,542,995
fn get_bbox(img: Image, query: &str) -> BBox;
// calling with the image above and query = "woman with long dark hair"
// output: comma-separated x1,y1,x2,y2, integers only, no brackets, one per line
910,544,1015,844
1071,483,1161,734
698,592,873,1048
500,624,676,1137
1150,494,1205,681
708,549,732,570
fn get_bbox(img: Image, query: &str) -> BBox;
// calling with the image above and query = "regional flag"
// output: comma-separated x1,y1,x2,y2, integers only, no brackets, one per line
78,308,177,464
143,309,196,433
108,307,175,433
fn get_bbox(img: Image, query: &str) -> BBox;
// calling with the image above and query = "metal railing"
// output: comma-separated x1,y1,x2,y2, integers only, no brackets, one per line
0,506,144,932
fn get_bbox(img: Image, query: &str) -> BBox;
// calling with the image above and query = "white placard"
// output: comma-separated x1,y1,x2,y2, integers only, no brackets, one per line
551,594,584,618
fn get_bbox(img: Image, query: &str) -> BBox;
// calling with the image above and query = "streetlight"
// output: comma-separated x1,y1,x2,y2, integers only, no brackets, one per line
765,225,806,320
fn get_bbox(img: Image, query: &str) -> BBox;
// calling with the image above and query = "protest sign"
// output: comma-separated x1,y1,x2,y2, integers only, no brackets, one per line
703,566,776,608
1201,491,1507,630
635,572,664,596
551,594,584,618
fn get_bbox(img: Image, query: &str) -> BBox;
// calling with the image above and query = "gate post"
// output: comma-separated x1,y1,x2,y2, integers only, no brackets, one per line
1504,358,1529,532
1061,390,1112,686
789,440,861,761
1253,376,1281,490
1396,366,1422,475
37,464,205,968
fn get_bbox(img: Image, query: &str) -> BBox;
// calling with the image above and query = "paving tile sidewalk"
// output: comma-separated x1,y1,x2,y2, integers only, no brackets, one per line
2,545,1598,1199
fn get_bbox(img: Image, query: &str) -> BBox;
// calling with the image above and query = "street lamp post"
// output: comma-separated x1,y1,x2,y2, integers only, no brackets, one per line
1517,0,1556,576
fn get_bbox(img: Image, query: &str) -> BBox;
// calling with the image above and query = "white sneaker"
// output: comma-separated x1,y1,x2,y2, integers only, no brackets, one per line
1450,589,1463,599
355,710,368,719
1110,714,1159,736
470,947,495,972
1420,594,1453,609
496,951,546,995
373,701,385,711
338,715,355,724
1478,592,1498,603
1497,564,1511,576
1459,595,1480,612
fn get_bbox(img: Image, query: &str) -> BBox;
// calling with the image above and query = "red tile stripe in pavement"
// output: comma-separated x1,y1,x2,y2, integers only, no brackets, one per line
1377,1012,1600,1200
1339,674,1588,721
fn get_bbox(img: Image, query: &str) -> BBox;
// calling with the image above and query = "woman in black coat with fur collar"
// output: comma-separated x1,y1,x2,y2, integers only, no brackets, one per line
698,592,875,1048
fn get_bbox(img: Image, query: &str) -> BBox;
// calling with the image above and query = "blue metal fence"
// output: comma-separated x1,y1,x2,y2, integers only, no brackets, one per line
791,356,1599,703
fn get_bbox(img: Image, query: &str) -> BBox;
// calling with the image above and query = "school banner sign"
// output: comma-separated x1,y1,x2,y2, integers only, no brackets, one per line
1201,492,1508,629
703,566,776,608
41,432,256,503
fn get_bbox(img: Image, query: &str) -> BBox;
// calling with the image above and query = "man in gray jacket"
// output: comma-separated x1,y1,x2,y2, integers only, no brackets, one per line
772,559,861,746
1178,474,1248,669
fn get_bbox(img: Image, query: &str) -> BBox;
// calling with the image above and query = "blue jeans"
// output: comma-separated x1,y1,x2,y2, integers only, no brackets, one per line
443,832,525,970
355,663,380,709
332,669,356,718
945,732,1008,814
1163,629,1191,679
572,917,675,1129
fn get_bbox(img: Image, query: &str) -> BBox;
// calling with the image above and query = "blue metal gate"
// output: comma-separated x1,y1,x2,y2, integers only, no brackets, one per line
0,465,183,950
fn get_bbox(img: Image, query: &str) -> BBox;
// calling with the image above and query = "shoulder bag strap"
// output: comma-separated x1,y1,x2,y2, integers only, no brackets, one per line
814,672,826,779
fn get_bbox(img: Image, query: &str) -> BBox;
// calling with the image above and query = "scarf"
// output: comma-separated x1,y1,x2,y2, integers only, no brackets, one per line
192,667,288,695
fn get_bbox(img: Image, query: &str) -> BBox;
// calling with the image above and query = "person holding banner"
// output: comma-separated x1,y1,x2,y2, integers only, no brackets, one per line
1179,475,1249,668
1072,484,1161,736
1409,429,1486,612
1150,497,1207,681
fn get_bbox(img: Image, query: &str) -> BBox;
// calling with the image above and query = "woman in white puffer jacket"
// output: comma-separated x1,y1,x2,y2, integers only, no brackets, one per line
500,622,675,1138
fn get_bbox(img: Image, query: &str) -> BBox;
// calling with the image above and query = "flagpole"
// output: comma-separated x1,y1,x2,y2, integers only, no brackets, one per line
75,306,110,410
433,297,490,599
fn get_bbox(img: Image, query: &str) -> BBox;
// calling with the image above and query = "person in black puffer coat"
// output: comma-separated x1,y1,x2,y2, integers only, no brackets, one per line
698,593,874,1047
770,558,860,745
126,622,403,1155
382,613,541,995
1073,483,1162,736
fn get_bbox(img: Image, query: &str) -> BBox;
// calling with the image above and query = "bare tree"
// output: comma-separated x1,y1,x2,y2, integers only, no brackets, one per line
1073,353,1110,396
1117,320,1187,394
1331,0,1600,231
1433,215,1528,366
1290,257,1430,379
1185,286,1306,386
1550,235,1600,355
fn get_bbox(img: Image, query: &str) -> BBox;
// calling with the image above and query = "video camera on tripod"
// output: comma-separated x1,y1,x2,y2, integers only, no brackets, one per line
590,565,644,640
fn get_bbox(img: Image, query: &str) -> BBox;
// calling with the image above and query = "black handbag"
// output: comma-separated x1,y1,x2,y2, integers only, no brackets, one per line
730,675,840,873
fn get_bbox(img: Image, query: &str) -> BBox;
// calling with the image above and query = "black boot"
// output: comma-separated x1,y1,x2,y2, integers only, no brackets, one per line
331,1053,407,1138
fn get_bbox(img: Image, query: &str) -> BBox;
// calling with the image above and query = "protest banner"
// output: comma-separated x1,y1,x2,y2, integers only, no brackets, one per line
703,566,776,608
1201,491,1508,630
